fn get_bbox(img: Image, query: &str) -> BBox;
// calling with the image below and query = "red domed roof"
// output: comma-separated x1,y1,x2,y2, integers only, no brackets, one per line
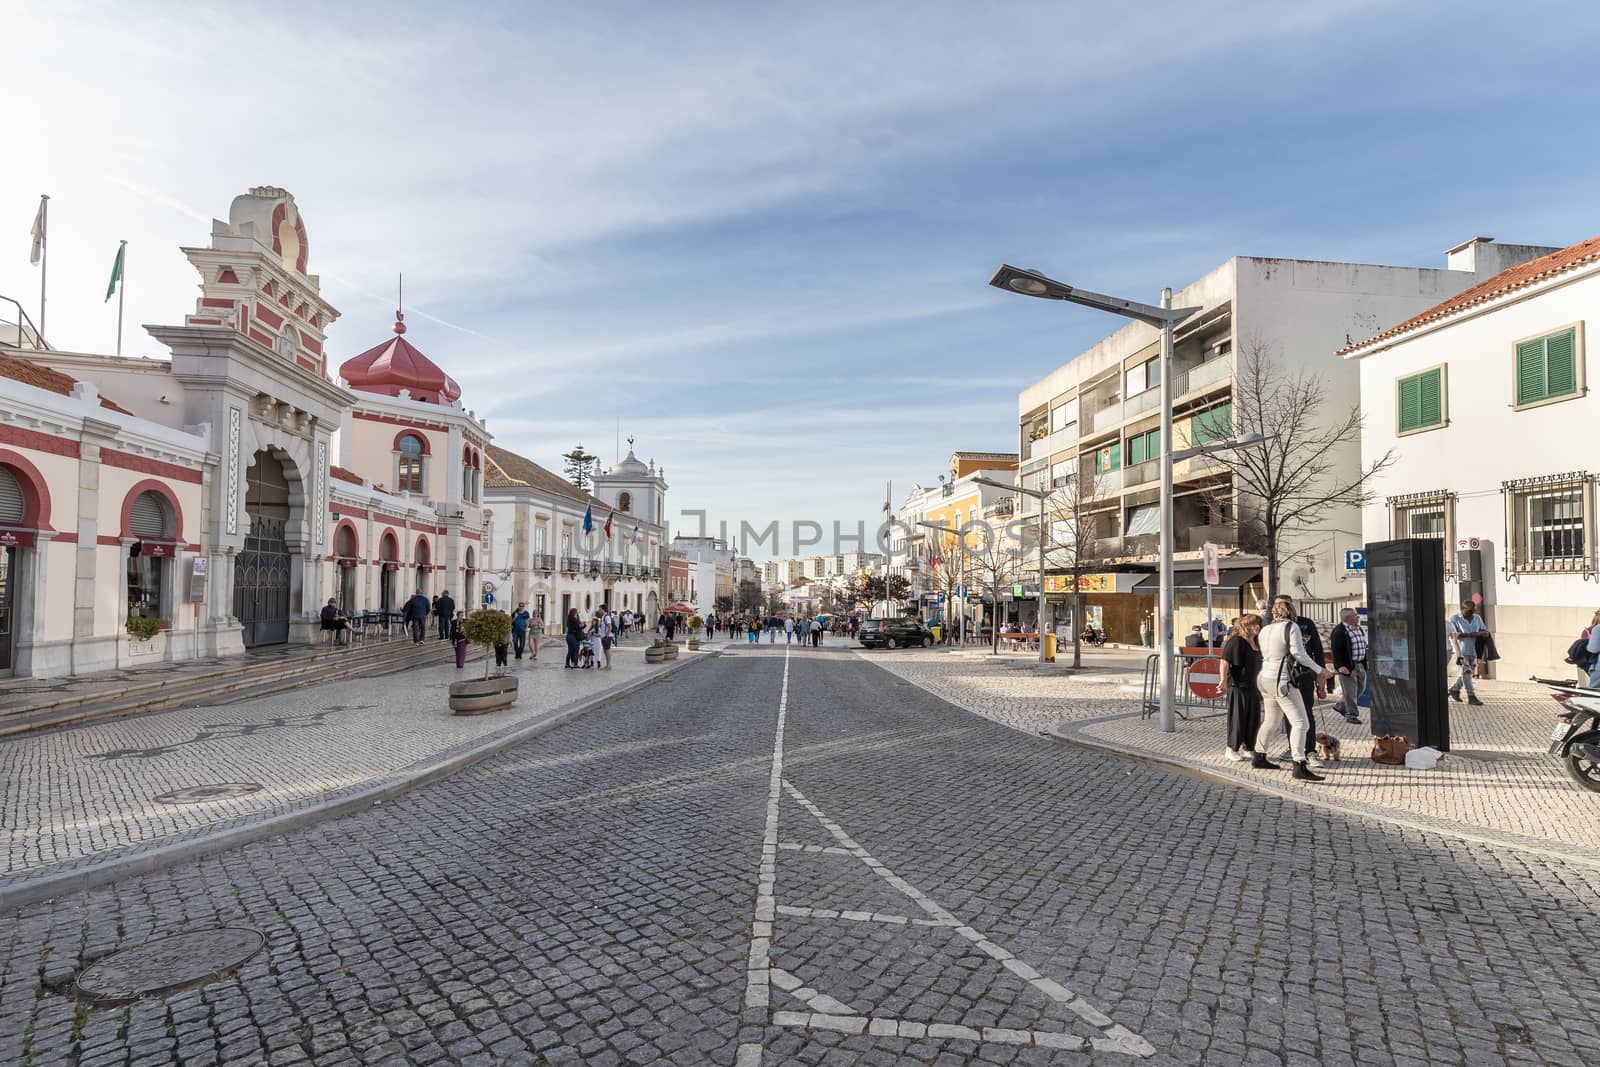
338,313,461,404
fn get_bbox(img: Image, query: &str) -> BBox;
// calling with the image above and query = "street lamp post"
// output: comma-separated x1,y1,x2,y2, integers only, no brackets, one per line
972,475,1048,664
989,265,1199,731
916,519,965,647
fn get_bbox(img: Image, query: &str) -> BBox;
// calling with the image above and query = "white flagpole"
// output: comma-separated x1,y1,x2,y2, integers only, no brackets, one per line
36,195,48,341
115,240,127,355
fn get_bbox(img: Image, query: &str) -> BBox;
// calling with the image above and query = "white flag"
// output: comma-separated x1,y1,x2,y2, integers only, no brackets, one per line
631,524,641,546
29,199,45,266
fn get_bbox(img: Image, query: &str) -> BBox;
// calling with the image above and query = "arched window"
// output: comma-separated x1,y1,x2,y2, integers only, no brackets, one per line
127,490,175,622
618,492,632,514
397,434,425,493
0,467,26,525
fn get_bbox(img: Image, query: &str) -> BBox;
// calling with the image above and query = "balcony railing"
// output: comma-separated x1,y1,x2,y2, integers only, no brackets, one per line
1087,402,1123,434
1124,387,1160,417
560,557,579,573
1123,459,1159,488
534,553,555,571
586,560,603,575
604,562,624,575
1172,355,1231,398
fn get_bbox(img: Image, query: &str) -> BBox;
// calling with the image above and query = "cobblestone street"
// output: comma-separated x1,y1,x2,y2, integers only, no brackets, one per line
3,646,1598,1065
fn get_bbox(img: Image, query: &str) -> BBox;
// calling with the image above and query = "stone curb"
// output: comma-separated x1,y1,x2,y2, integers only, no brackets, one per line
1045,716,1600,873
0,650,717,914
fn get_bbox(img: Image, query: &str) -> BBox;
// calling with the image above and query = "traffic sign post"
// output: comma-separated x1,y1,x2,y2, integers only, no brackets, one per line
1187,655,1227,700
1345,549,1366,572
1202,542,1219,648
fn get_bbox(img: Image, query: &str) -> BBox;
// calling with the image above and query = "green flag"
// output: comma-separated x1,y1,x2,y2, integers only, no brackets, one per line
105,243,124,302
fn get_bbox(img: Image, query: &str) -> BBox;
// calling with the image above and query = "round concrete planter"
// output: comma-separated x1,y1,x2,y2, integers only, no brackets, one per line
663,642,680,661
645,642,667,664
449,674,519,715
686,637,700,650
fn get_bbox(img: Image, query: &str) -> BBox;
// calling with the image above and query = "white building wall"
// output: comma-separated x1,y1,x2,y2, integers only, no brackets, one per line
1353,264,1600,678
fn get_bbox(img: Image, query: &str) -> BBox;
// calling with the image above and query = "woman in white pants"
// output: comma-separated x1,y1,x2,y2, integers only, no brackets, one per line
1254,599,1334,782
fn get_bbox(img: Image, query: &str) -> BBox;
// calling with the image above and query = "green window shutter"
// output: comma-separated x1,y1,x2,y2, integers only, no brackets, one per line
1546,328,1578,397
1109,441,1121,470
1516,338,1547,405
1397,375,1422,432
1418,368,1443,427
1146,429,1160,459
1129,434,1146,465
1192,402,1232,444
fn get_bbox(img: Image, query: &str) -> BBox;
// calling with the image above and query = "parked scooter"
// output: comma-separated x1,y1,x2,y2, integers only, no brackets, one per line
1534,677,1600,793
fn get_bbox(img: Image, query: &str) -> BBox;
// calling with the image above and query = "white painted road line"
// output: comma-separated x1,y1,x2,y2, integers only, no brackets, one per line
780,776,1156,1058
735,646,790,1067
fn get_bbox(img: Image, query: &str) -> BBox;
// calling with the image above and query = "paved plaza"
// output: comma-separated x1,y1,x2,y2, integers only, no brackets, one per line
2,645,1597,1065
866,648,1599,866
1,635,699,903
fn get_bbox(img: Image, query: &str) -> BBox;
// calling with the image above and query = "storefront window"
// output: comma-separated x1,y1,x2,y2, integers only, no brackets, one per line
128,553,164,621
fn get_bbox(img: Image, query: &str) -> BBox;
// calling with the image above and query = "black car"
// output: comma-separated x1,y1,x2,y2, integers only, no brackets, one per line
857,617,935,649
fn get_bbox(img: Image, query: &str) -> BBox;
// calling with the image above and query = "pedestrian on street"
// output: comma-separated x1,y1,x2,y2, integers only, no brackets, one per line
403,590,430,643
1577,610,1600,687
1272,595,1327,758
449,611,468,669
784,616,795,644
599,610,614,669
1254,597,1334,781
564,607,584,668
435,590,456,640
810,617,822,647
1330,608,1368,724
1222,615,1263,762
1447,600,1489,706
511,603,531,660
527,609,544,659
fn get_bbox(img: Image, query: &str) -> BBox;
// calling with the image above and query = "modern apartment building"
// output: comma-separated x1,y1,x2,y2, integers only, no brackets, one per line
1343,235,1599,680
1011,238,1557,643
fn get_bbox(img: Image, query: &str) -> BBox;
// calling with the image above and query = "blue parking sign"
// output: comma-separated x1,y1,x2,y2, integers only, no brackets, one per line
1345,549,1366,571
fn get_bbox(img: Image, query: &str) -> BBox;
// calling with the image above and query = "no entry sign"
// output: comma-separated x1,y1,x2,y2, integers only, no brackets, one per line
1187,656,1227,699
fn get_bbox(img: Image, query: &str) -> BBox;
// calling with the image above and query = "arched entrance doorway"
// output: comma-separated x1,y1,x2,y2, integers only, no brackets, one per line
379,532,399,614
464,545,477,609
0,466,29,672
334,523,359,613
414,536,431,598
235,451,292,647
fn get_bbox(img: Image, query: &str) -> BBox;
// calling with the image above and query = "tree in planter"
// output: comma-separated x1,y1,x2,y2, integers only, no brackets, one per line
1196,337,1395,595
464,609,513,677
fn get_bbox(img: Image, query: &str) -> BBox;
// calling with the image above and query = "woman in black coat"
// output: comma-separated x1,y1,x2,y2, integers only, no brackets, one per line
1222,614,1264,761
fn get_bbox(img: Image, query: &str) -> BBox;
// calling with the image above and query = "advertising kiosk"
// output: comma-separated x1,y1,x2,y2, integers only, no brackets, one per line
1365,538,1450,751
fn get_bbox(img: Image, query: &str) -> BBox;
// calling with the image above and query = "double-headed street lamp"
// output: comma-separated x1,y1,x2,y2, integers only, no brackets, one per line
989,265,1200,732
971,474,1048,664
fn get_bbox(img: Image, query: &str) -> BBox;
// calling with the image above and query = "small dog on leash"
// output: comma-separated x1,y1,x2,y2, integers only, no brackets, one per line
1314,733,1342,761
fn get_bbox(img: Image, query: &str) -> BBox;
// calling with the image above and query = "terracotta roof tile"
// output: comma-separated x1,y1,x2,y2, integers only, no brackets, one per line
1341,236,1600,355
330,465,365,486
0,350,134,415
484,444,610,511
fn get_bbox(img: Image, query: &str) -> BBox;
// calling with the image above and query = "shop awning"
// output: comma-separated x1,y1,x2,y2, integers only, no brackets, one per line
1129,566,1260,593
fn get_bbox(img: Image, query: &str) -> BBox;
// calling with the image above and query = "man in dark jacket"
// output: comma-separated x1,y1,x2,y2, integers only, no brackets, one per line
435,591,455,639
1272,594,1326,757
403,590,431,643
1329,607,1368,724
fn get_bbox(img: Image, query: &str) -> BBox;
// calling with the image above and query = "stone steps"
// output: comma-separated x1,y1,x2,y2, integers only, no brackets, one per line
0,637,461,737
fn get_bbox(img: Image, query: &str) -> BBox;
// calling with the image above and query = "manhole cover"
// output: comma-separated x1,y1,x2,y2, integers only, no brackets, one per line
76,927,265,1005
152,783,264,805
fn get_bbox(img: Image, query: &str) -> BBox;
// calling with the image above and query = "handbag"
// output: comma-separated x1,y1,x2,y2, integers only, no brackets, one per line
1372,735,1411,765
1282,622,1317,690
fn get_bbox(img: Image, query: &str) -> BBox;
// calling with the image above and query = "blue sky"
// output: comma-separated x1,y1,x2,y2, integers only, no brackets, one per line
4,1,1598,557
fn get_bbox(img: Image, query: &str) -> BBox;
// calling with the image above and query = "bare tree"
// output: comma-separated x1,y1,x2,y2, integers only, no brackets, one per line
967,525,1024,654
1039,472,1112,668
923,530,965,642
1200,337,1395,594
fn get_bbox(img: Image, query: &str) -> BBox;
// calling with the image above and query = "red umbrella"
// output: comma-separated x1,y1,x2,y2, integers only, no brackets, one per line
663,603,697,614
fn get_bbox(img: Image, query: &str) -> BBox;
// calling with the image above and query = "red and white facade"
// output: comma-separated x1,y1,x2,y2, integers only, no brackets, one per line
0,185,496,678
